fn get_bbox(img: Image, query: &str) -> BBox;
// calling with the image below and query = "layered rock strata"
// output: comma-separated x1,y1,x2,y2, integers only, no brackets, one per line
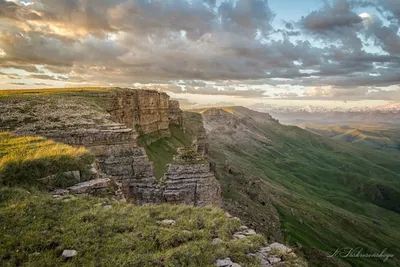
0,88,220,206
183,111,208,154
106,90,171,137
168,100,183,126
162,148,221,206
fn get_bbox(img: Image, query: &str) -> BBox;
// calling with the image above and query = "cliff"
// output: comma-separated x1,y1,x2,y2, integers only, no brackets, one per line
0,88,220,206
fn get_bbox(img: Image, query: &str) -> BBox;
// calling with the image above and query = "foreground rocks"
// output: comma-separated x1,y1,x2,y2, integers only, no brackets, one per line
51,178,125,201
215,214,307,267
62,250,77,258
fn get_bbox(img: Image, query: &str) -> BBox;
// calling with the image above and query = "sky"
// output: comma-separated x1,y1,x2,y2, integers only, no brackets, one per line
1,0,400,108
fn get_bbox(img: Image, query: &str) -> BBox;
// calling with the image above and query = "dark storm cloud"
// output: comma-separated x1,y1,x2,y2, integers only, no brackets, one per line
302,0,362,31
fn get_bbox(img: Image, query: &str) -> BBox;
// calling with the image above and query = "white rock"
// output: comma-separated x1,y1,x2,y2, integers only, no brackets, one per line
62,250,77,258
50,189,69,196
260,258,271,266
260,246,272,253
243,229,256,236
270,242,290,253
160,219,176,226
216,258,233,267
231,263,242,267
267,256,281,263
233,233,247,239
68,178,111,194
88,167,98,175
104,205,112,209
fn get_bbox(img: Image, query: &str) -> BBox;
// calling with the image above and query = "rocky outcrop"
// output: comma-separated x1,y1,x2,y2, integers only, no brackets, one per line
183,111,208,154
215,216,307,267
127,147,221,206
168,100,183,126
1,88,221,206
163,148,221,206
51,178,125,201
107,89,171,138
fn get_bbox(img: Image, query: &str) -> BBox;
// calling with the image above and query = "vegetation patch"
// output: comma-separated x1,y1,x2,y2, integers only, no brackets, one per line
0,132,94,189
0,187,265,267
138,125,194,179
203,107,400,267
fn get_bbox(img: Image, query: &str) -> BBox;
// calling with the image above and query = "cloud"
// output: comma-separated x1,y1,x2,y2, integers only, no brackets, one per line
0,0,400,102
302,0,362,31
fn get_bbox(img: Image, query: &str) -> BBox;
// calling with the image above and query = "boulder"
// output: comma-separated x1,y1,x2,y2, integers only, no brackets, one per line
68,178,112,194
62,250,77,258
270,242,290,253
160,219,176,226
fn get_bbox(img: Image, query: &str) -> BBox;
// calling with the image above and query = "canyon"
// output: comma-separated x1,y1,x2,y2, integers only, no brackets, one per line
0,88,220,206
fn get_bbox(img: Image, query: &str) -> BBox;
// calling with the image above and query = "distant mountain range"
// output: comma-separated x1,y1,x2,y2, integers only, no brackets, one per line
250,102,400,114
249,103,400,125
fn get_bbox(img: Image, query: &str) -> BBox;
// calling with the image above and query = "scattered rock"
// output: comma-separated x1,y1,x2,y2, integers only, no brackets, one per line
239,225,248,230
160,219,176,226
88,167,98,175
216,258,232,267
212,238,222,245
103,205,112,209
243,229,256,236
50,189,69,196
260,246,272,253
215,258,241,267
68,178,113,194
62,249,77,258
270,242,290,253
260,258,271,266
267,256,281,263
233,233,247,239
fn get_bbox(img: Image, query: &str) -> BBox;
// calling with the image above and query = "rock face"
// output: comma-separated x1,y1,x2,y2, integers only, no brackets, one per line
0,88,221,206
107,90,171,138
128,148,221,206
183,112,208,154
162,148,221,206
168,100,183,126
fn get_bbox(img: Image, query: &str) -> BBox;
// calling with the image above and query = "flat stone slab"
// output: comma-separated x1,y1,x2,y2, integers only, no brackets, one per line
68,178,112,194
62,249,77,258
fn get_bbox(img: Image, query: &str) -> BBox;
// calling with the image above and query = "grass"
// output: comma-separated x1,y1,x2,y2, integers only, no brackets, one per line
0,187,266,267
138,125,194,179
0,132,94,189
0,87,114,97
201,107,400,267
303,124,400,152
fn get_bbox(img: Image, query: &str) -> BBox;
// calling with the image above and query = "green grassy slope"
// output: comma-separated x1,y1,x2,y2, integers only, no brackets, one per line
201,107,400,267
303,124,400,151
0,187,266,267
138,125,194,179
0,132,94,189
